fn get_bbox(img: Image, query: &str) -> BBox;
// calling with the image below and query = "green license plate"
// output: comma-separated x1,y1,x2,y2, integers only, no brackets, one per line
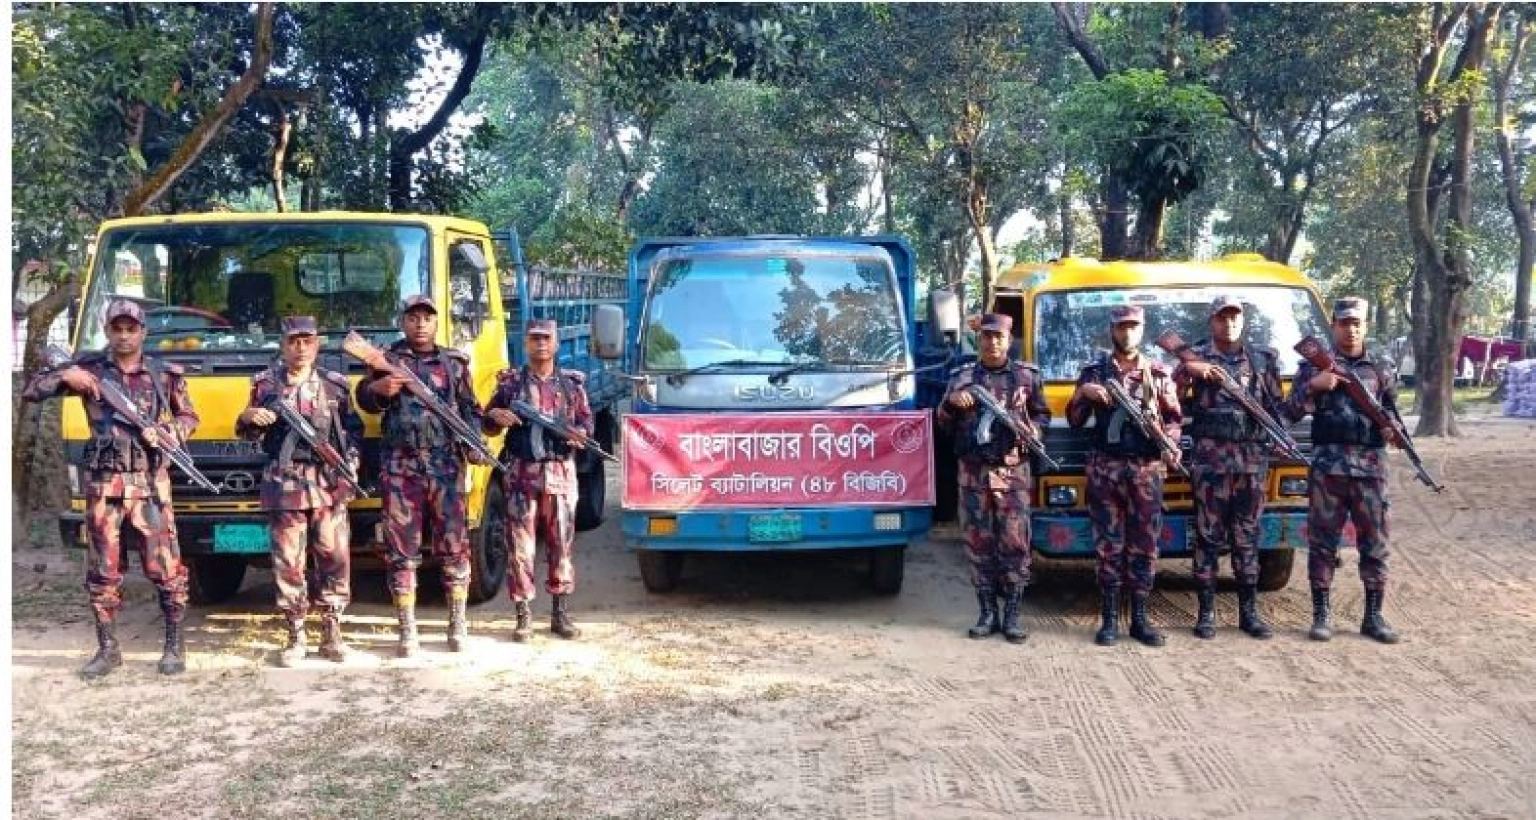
748,513,803,543
212,523,270,554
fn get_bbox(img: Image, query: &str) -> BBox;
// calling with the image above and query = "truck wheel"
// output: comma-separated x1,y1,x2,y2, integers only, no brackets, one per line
1257,548,1295,592
638,550,683,593
575,412,615,532
933,430,958,523
868,546,906,595
187,555,247,605
468,484,510,604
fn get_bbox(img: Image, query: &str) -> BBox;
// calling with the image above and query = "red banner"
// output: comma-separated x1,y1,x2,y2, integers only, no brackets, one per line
622,412,934,510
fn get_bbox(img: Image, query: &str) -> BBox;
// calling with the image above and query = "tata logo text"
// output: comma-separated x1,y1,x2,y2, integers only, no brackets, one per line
734,384,815,402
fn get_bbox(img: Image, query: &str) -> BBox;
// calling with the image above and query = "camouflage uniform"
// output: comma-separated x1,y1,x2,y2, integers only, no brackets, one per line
1283,328,1401,642
1067,341,1182,647
1174,334,1285,640
237,362,362,627
22,302,198,677
937,352,1050,642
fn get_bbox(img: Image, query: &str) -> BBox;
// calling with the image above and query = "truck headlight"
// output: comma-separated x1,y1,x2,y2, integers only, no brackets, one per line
1279,477,1309,497
67,465,81,496
1046,485,1078,507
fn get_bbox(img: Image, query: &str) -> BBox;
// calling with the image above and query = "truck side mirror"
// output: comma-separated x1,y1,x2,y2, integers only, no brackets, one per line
929,289,961,342
592,304,625,360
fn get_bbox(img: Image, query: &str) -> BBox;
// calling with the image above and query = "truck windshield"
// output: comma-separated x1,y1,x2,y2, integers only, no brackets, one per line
642,251,908,371
77,222,431,352
1032,285,1330,380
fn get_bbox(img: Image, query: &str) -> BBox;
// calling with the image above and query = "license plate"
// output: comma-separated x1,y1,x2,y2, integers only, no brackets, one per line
748,513,803,543
212,523,270,553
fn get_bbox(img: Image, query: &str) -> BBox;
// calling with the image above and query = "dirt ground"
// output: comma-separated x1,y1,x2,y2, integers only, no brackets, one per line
11,416,1536,820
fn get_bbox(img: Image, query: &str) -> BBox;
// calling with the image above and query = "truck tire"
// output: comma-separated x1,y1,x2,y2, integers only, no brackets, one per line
468,484,510,604
575,412,614,532
868,546,906,595
187,555,247,605
638,550,683,593
1257,548,1295,592
933,430,958,523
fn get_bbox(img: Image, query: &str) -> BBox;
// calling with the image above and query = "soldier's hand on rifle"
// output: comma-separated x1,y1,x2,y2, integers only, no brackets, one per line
1077,383,1110,406
1309,370,1343,394
487,408,520,429
371,374,408,398
60,366,101,401
141,426,162,450
1184,361,1220,382
946,389,976,410
1162,450,1183,472
241,407,277,427
1384,426,1407,449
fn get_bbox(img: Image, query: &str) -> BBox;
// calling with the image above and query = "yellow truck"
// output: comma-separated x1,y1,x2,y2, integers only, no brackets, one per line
981,253,1331,590
56,212,627,603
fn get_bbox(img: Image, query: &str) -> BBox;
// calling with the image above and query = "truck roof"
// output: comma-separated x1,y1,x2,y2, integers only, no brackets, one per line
996,253,1314,293
95,211,491,236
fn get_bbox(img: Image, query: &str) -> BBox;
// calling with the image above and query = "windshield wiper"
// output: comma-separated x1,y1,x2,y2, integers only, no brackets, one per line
767,358,890,385
664,359,769,386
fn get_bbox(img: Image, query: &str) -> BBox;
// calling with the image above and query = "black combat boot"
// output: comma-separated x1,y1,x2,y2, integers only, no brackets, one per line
1128,593,1165,647
395,595,420,658
318,612,354,663
157,615,186,675
446,593,470,652
277,617,307,667
551,594,581,640
1308,588,1332,641
511,600,533,643
999,585,1028,644
968,587,999,639
1094,588,1120,647
1193,587,1217,640
80,618,123,680
1360,588,1400,644
1237,585,1273,640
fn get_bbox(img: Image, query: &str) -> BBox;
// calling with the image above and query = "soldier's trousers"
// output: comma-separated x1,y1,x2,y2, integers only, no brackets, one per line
382,471,471,598
505,488,576,601
1087,455,1165,595
1306,471,1390,592
959,486,1031,590
270,503,351,618
1192,471,1265,588
84,495,189,623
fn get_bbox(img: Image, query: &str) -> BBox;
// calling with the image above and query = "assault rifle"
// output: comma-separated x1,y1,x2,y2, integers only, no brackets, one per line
1098,365,1190,479
44,345,221,494
1154,330,1306,463
1293,336,1445,492
963,384,1060,472
341,331,509,472
506,399,619,464
264,394,370,498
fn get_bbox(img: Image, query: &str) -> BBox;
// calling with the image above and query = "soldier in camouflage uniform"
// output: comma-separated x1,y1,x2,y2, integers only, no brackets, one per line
483,318,594,641
936,313,1050,644
356,295,486,657
1173,295,1284,641
1282,297,1402,644
237,316,364,666
22,299,197,678
1067,304,1183,648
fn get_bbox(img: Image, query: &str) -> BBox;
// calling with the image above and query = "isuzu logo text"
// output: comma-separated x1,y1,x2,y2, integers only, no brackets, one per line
734,384,815,402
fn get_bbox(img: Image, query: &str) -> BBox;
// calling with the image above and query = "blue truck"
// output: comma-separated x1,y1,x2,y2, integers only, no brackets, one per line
591,236,959,594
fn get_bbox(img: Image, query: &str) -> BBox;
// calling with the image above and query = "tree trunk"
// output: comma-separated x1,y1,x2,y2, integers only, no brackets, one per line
13,269,76,513
1099,174,1130,260
387,23,490,213
1127,196,1166,261
1058,185,1075,258
1495,15,1534,340
271,102,291,212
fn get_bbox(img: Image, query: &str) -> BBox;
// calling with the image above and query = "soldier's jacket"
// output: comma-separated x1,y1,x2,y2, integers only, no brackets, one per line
355,341,482,476
237,365,364,510
1172,341,1285,475
22,351,198,501
937,360,1051,491
1283,349,1398,478
483,366,593,495
1065,351,1182,458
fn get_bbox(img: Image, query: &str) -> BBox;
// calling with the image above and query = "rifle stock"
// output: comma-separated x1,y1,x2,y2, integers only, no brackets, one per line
1293,336,1445,492
1154,330,1306,463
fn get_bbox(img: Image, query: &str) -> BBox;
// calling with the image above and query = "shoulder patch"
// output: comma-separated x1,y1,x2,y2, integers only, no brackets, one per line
561,368,587,387
495,367,520,383
442,347,470,362
1148,361,1171,377
159,360,185,376
252,369,277,386
320,370,350,391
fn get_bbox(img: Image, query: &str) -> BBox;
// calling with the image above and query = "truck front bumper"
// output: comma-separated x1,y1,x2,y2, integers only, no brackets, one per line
1031,510,1309,557
622,506,932,552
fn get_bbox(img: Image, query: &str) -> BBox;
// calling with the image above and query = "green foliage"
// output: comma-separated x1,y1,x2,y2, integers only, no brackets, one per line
525,206,632,271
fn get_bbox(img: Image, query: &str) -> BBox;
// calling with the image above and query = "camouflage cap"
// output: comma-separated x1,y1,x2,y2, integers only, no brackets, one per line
1209,294,1245,317
1109,304,1145,325
281,315,318,338
977,313,1012,334
1333,297,1369,321
401,294,438,315
103,298,145,326
526,318,558,337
